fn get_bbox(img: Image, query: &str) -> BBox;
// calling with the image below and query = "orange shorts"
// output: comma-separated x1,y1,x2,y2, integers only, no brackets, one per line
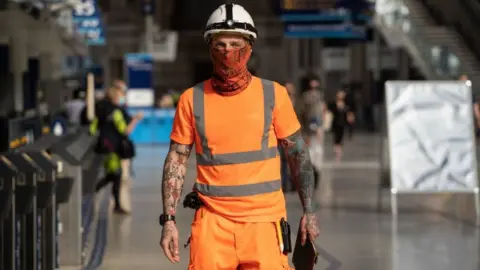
189,207,293,270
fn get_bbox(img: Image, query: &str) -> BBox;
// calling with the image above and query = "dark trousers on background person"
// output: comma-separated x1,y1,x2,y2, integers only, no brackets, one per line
95,152,127,214
95,173,122,209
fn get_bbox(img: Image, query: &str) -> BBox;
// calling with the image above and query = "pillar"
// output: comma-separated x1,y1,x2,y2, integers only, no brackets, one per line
39,53,54,81
373,31,384,132
110,0,127,10
0,0,7,10
373,31,382,82
289,39,300,88
397,48,409,80
103,53,111,90
309,38,322,81
316,39,327,91
349,42,369,103
10,31,28,113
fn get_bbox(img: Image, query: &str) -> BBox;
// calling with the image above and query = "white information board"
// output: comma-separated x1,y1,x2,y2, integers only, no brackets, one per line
148,31,179,62
385,81,478,192
126,89,155,108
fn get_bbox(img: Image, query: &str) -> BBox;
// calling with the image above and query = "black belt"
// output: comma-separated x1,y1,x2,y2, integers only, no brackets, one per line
183,192,204,210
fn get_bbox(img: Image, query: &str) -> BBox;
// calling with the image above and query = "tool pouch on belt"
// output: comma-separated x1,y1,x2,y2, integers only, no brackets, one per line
183,192,203,210
281,218,293,254
182,192,204,249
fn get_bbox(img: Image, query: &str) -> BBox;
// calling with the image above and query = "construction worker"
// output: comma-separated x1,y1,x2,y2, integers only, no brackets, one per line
159,3,320,269
90,83,142,214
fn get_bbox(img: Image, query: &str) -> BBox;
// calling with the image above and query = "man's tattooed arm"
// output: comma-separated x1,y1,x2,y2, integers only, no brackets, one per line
279,130,316,214
162,140,193,216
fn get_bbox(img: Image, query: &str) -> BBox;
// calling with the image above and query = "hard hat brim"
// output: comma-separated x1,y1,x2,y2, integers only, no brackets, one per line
203,21,257,42
204,29,257,41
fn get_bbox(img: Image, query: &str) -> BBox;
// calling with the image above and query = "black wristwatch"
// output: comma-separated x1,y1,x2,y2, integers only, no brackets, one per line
159,214,176,226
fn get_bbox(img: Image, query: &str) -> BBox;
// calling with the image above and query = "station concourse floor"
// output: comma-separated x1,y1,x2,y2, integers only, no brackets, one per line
99,134,480,270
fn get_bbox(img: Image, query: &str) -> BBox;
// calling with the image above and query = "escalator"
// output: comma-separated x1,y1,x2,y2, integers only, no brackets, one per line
374,0,480,88
419,0,480,81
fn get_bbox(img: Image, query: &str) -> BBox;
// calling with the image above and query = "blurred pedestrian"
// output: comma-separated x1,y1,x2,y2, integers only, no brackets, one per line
299,77,325,189
113,80,142,213
90,83,143,214
327,89,355,161
64,87,86,125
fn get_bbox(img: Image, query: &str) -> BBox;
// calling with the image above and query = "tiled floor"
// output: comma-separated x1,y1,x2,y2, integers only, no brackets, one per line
100,133,480,270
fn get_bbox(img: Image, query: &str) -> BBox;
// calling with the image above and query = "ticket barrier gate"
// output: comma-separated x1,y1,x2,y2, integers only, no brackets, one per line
49,130,97,268
0,156,20,270
24,151,57,270
20,133,75,269
2,153,38,270
55,167,75,269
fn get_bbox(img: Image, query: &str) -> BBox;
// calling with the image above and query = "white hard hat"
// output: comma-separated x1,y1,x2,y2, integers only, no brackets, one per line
203,3,258,42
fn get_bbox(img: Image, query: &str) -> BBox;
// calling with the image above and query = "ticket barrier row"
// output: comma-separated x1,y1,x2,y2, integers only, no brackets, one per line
0,130,97,270
0,150,64,270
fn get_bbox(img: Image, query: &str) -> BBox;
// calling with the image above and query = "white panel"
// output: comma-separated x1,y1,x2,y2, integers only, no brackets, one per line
385,81,478,192
149,31,179,62
126,89,154,107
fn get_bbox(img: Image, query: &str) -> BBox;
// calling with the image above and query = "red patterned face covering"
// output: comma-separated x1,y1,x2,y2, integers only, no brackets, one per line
210,44,252,95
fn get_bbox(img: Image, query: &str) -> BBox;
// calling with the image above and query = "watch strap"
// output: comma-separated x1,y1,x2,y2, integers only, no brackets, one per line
159,214,176,226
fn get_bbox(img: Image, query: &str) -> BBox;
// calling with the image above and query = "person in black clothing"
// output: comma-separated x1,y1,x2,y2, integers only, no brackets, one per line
328,90,355,161
89,84,143,214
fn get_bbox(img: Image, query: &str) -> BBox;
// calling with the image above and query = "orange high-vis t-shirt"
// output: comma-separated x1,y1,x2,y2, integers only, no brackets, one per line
170,77,301,222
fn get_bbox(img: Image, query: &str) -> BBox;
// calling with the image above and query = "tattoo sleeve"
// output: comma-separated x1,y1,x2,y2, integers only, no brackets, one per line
279,130,316,214
162,140,193,215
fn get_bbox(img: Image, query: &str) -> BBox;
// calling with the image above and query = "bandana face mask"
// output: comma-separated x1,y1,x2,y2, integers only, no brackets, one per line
210,44,252,95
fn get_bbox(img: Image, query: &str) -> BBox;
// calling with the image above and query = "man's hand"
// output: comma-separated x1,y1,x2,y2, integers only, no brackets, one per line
300,213,320,245
160,221,180,263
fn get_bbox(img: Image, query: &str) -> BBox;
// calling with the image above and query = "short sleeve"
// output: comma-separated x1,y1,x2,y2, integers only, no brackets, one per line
170,90,195,145
112,109,127,134
273,84,301,139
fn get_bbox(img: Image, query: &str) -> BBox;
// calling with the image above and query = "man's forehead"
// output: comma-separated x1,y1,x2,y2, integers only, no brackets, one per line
212,33,247,43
